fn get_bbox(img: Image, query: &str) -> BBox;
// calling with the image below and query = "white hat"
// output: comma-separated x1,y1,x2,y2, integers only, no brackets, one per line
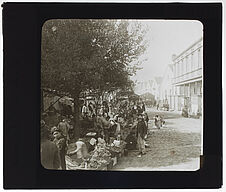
89,138,97,146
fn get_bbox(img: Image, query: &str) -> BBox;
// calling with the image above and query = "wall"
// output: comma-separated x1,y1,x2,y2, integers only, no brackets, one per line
171,37,203,115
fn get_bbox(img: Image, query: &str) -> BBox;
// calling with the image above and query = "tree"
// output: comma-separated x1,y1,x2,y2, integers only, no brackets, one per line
41,19,147,137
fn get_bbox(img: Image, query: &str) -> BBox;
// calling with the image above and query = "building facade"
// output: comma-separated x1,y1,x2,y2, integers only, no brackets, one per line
172,37,203,116
134,79,159,99
158,64,174,110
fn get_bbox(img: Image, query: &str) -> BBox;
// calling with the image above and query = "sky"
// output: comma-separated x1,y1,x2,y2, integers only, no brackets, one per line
130,20,203,82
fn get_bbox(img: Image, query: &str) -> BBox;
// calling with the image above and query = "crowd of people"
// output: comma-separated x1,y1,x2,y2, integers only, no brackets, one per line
41,97,168,170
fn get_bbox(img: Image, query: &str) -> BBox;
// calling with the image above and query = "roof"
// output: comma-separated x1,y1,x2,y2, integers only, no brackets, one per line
173,37,203,61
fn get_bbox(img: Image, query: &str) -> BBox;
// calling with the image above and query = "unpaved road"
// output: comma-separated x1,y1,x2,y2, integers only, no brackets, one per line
112,108,202,171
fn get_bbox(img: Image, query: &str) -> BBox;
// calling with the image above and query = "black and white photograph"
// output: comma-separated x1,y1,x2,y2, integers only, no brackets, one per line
3,1,223,189
40,19,203,171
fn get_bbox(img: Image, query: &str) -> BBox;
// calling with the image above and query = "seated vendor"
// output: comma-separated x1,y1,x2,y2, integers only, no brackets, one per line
68,138,88,164
125,131,137,150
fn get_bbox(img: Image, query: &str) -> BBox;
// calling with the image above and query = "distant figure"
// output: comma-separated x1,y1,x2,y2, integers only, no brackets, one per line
153,100,156,107
154,115,161,129
160,115,166,127
142,102,146,112
143,113,149,137
156,103,159,110
154,115,165,129
182,105,189,117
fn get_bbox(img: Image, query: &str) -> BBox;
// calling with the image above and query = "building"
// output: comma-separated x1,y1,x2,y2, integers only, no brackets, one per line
158,64,174,110
134,79,159,99
154,77,163,101
171,37,203,116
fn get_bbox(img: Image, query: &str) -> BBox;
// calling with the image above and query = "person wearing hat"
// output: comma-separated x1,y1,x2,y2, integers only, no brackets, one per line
136,114,146,157
82,102,88,117
41,126,60,170
57,118,70,145
51,127,67,170
99,105,104,117
143,112,149,137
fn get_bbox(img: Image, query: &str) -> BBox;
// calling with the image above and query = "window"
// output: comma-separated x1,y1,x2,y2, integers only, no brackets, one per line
198,81,202,95
182,59,185,74
178,62,181,76
198,49,201,68
181,86,184,95
187,55,191,73
186,56,188,72
181,60,184,74
194,82,197,94
191,53,194,70
173,64,177,77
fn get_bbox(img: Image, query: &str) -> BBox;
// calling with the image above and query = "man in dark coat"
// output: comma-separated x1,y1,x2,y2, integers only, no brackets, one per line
137,105,143,114
143,113,149,136
41,125,60,170
57,118,70,145
136,114,146,157
142,102,146,112
51,127,67,170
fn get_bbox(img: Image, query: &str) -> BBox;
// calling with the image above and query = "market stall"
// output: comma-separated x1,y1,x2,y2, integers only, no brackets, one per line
65,135,127,170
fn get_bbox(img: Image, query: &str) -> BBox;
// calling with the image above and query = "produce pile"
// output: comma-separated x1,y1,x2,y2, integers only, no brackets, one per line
107,140,127,155
65,155,82,170
88,140,112,169
65,136,128,170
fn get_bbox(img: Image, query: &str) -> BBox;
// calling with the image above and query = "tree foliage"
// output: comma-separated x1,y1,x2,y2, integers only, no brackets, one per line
41,19,147,96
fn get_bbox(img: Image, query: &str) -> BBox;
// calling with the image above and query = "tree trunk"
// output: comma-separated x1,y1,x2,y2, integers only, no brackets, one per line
73,92,81,140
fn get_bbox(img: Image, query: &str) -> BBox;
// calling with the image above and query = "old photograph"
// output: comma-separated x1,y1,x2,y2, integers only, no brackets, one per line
41,19,203,171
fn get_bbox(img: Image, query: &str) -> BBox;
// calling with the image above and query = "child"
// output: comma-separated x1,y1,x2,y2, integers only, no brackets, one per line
154,115,161,129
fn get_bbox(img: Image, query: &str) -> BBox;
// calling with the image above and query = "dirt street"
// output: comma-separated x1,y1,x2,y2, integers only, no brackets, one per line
113,107,202,171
